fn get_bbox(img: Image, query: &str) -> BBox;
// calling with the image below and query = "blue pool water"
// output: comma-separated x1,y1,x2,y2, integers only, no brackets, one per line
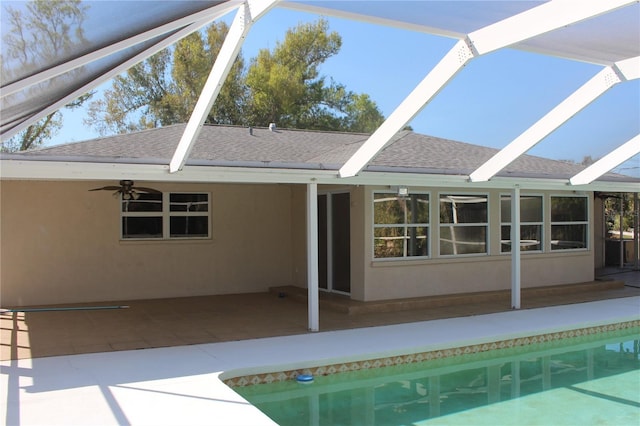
236,329,640,425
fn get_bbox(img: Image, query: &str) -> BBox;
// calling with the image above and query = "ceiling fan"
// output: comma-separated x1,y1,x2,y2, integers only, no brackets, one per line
89,180,161,200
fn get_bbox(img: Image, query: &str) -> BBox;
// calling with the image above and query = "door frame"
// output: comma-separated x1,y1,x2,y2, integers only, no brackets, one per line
318,190,351,296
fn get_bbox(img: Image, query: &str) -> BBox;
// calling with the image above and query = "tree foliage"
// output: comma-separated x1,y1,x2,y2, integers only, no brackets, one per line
604,194,636,235
87,22,247,134
87,18,384,135
246,19,342,129
1,0,92,152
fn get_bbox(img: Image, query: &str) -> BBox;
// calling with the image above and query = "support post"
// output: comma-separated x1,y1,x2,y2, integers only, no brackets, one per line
511,186,521,309
620,195,625,268
634,192,639,271
307,182,319,332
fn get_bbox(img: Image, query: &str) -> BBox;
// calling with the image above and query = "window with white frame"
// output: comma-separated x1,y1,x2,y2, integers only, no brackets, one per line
500,195,543,253
439,194,488,256
550,195,588,250
373,192,429,259
121,193,210,240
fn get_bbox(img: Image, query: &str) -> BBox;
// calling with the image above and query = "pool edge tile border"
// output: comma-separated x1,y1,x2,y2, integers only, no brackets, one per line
223,319,640,387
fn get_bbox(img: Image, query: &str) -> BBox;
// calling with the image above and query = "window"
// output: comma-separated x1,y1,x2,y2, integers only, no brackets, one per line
373,193,429,259
121,193,210,240
550,195,588,250
439,194,488,255
169,193,209,238
500,195,543,253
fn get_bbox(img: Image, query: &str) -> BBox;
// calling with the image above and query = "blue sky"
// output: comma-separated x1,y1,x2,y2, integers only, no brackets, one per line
50,7,640,176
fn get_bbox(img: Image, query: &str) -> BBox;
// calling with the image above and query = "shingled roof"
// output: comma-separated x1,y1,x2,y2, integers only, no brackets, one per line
9,123,631,181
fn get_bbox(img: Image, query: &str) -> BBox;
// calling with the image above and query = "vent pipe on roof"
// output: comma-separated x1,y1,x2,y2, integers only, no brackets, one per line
269,123,276,132
249,126,253,135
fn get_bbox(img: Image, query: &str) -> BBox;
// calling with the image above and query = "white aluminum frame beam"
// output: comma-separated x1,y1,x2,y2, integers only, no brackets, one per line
1,5,232,140
278,1,465,39
339,0,635,178
511,186,521,310
469,56,640,183
338,39,474,178
307,182,320,332
569,135,640,185
0,2,240,98
169,0,279,173
615,56,640,81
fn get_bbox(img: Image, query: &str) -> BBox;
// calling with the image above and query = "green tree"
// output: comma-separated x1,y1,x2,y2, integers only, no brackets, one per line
1,0,92,152
87,22,246,134
246,19,341,128
168,22,246,125
604,194,635,236
86,48,174,134
341,93,385,132
88,18,385,135
245,19,384,131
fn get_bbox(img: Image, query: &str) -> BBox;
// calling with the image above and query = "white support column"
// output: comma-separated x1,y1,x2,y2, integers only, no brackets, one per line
634,192,639,271
338,0,633,178
511,185,521,309
169,0,279,173
307,182,320,332
569,135,640,185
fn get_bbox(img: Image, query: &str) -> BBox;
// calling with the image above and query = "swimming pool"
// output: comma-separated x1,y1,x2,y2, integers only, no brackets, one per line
235,326,639,425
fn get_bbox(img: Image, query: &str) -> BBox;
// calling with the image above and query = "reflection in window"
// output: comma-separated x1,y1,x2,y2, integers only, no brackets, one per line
122,193,163,239
551,196,588,250
169,193,210,238
439,194,488,255
373,193,429,259
170,193,209,212
501,195,543,253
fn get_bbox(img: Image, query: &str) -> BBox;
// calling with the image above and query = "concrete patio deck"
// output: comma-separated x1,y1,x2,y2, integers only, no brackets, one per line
1,294,639,426
2,271,640,361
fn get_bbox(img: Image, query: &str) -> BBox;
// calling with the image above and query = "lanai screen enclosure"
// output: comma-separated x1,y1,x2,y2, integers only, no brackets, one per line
1,1,639,331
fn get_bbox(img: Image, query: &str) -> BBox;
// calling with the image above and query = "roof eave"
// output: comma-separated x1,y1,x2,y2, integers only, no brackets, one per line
1,158,638,192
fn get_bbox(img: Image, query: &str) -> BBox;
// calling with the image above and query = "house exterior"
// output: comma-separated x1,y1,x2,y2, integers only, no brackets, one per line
1,124,638,308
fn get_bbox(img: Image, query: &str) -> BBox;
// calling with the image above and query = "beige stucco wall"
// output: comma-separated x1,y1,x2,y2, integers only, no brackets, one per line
358,187,595,301
1,180,598,307
1,180,297,307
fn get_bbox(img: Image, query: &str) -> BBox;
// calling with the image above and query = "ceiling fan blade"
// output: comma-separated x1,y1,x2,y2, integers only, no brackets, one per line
89,186,122,191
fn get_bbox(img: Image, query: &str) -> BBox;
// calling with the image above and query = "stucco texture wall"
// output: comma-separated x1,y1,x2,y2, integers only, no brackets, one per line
0,180,296,307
